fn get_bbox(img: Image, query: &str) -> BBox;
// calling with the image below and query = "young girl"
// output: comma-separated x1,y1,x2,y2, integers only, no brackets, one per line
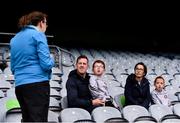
151,76,170,106
89,60,114,107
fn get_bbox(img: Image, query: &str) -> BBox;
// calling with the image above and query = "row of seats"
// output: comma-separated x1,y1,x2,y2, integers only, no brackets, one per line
1,44,180,122
58,104,180,123
0,44,63,122
1,95,180,123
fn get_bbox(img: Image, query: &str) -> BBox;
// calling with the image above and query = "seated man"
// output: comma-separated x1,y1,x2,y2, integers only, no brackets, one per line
66,55,104,113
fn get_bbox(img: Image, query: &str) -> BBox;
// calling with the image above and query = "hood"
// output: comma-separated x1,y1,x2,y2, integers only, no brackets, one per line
68,69,90,80
128,73,149,84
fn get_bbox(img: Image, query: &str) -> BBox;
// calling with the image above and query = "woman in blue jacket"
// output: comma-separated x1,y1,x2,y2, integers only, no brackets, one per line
10,11,54,122
124,62,151,109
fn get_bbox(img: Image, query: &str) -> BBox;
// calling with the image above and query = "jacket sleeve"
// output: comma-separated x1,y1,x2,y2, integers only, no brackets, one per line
124,76,138,105
141,82,151,109
151,91,160,104
89,76,101,99
66,77,92,108
33,32,54,71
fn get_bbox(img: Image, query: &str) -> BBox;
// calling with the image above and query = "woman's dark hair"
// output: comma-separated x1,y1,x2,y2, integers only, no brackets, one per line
134,62,147,76
18,11,47,29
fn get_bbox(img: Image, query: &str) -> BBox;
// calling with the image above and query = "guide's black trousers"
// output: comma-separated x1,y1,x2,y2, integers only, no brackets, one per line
15,81,50,122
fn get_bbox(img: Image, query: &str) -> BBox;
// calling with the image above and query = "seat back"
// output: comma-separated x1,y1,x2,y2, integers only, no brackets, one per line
160,114,180,123
104,117,128,123
114,93,125,110
149,104,173,122
122,105,149,122
74,119,96,123
173,103,180,116
60,96,68,109
92,106,121,122
5,107,21,122
134,116,157,123
59,108,91,123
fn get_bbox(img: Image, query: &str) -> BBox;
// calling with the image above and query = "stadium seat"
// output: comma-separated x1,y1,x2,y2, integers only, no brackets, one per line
74,119,96,123
59,108,91,123
0,90,4,98
133,116,157,123
49,97,61,112
114,93,125,110
104,117,128,123
149,104,173,122
160,114,180,123
122,105,150,122
60,96,68,109
91,106,122,122
0,97,20,122
173,103,180,116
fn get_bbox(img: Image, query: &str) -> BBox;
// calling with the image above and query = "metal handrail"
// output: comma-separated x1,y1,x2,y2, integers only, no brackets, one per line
0,43,10,46
49,45,76,67
0,32,54,38
0,43,76,76
0,31,76,76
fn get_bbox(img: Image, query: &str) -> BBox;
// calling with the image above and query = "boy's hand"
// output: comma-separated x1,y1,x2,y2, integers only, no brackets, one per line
92,98,105,106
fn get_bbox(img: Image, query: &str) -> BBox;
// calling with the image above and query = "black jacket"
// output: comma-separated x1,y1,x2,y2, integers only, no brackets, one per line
124,74,151,109
66,69,96,113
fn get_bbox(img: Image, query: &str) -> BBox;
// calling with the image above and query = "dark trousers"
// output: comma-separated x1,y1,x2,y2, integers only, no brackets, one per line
15,81,50,122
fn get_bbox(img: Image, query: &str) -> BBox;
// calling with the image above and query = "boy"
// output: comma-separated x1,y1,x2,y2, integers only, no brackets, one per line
89,60,114,107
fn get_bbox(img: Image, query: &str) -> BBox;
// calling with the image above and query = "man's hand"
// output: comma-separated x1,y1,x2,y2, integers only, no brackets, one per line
92,98,105,106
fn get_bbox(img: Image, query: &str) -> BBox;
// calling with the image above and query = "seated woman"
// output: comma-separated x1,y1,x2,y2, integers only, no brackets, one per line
124,62,151,109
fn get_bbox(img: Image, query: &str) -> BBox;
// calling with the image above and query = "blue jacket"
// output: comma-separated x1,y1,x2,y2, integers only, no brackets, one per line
124,74,151,109
10,25,54,87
